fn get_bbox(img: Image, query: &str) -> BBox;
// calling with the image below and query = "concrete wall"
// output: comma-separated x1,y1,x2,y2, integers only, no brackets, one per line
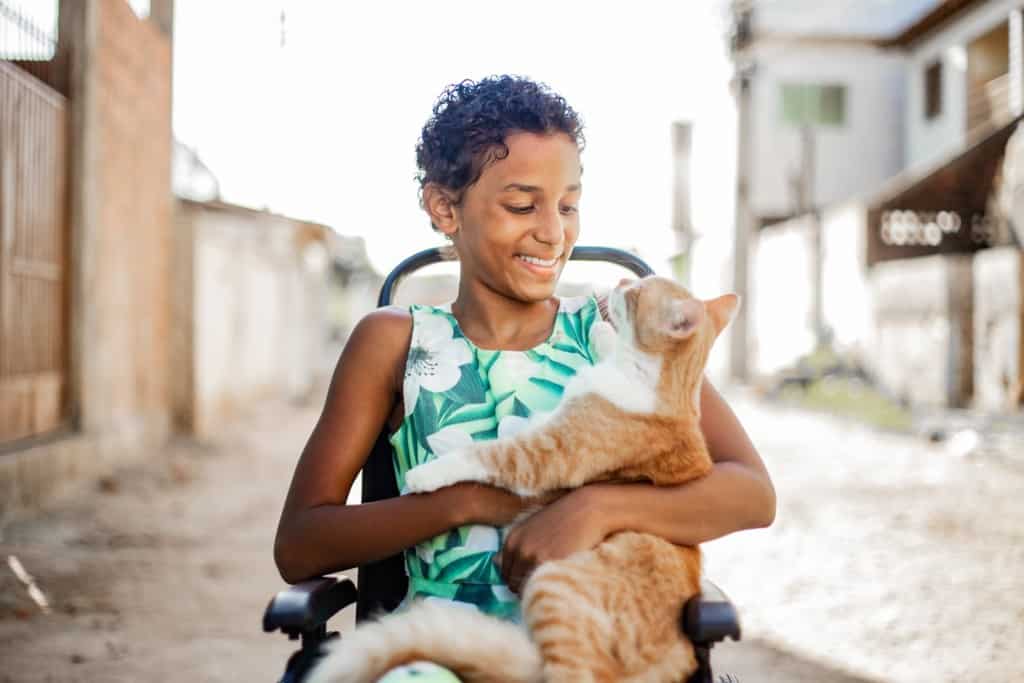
906,0,1021,169
870,254,975,408
174,201,330,440
753,209,1018,411
1,0,174,518
747,43,907,217
974,246,1023,410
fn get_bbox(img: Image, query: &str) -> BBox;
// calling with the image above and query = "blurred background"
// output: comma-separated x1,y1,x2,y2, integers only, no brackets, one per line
0,0,1021,681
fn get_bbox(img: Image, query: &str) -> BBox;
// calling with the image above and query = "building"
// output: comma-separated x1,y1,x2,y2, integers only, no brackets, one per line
0,0,372,516
729,0,1024,411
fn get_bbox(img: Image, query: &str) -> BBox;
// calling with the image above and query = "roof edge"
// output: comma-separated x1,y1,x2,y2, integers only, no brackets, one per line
878,0,987,48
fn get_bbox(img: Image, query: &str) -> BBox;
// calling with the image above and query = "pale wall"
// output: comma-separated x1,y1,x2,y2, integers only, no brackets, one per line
869,254,975,408
175,201,330,440
974,246,1022,410
747,43,907,217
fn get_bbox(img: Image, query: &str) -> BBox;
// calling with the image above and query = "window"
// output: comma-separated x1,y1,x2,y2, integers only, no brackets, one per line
780,84,847,126
924,60,943,120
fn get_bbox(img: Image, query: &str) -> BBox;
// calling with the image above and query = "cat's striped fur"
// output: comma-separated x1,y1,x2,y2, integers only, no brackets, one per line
308,277,739,683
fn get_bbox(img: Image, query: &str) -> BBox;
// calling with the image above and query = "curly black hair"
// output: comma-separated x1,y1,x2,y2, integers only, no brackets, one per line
415,75,585,224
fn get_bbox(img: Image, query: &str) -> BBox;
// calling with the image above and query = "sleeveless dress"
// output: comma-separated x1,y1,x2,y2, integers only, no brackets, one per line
389,295,604,623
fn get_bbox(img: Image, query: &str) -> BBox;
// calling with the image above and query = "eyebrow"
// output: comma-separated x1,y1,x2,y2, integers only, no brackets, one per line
502,183,582,193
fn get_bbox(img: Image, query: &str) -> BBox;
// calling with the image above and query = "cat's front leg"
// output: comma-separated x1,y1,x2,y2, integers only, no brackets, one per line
404,449,492,494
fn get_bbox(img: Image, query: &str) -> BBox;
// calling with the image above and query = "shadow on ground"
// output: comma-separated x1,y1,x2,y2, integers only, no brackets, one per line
714,637,884,683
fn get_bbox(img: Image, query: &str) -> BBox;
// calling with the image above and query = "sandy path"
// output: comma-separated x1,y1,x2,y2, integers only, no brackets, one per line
1,392,1020,682
705,394,1024,683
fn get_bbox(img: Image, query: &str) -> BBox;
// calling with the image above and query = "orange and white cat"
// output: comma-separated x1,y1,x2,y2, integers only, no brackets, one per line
308,276,739,683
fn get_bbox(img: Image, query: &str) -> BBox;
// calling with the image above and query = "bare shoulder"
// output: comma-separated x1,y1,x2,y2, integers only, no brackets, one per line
349,305,412,345
338,306,413,386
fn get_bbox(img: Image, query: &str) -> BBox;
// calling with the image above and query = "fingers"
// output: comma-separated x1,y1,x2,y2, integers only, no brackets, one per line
497,529,530,594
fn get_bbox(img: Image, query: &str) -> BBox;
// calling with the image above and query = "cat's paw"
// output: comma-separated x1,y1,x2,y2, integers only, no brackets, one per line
405,452,490,493
404,459,451,494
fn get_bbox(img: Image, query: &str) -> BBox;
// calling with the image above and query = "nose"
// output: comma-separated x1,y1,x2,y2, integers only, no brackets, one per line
533,206,566,249
616,278,633,289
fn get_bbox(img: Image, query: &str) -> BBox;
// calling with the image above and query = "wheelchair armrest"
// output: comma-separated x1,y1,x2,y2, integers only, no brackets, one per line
681,579,741,645
263,576,358,640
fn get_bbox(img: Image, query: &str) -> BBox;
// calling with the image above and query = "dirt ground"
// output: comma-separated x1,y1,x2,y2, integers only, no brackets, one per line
0,390,1021,682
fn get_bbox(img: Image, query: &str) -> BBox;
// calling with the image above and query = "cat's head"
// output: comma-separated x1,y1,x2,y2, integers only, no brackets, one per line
607,276,739,369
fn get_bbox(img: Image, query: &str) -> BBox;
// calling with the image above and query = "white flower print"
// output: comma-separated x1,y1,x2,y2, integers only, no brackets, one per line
463,525,500,553
425,425,474,456
404,312,472,416
415,535,446,564
559,295,591,314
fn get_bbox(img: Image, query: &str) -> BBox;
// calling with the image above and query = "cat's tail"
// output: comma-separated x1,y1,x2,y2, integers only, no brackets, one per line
305,599,543,683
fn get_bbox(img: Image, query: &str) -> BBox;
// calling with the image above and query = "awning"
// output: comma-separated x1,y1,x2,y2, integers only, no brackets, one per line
866,115,1022,265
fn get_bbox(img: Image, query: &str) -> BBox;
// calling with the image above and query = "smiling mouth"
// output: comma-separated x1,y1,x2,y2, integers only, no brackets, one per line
516,254,560,268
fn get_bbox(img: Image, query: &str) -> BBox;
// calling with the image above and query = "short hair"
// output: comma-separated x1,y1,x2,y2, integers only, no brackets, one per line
415,75,585,222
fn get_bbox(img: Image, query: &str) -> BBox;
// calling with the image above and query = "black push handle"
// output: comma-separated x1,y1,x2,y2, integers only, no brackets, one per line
377,245,655,307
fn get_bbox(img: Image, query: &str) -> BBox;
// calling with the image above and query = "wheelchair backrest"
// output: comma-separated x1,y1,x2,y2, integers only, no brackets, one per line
355,246,654,621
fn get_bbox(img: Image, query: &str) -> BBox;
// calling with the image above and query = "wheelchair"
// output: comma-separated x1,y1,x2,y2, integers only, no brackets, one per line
263,246,742,683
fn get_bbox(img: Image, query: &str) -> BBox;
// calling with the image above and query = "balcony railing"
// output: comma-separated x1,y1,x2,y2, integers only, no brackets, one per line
967,72,1012,140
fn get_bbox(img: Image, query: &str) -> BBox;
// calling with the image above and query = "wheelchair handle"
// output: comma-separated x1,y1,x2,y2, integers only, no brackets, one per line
377,245,655,307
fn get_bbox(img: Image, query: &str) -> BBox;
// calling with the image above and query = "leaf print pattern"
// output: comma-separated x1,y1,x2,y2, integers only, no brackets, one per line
389,295,602,621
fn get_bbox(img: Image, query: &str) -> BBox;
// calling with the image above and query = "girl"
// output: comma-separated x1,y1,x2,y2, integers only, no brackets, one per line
274,75,775,679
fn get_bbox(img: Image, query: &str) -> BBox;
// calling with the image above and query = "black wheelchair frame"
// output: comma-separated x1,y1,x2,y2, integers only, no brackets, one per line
263,246,741,682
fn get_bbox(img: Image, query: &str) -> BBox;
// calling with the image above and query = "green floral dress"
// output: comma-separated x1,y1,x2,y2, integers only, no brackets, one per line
390,295,603,622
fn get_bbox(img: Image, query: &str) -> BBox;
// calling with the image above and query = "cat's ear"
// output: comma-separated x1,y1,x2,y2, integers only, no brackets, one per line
704,294,741,336
663,298,704,339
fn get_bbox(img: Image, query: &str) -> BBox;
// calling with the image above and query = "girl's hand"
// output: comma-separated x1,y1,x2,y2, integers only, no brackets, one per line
495,486,609,593
448,483,539,528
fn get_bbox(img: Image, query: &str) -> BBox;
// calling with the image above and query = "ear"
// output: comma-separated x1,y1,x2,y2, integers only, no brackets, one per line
663,298,705,339
704,294,740,336
422,183,461,237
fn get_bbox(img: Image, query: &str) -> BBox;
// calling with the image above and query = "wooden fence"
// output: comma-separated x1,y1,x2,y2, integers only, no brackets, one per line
0,59,68,443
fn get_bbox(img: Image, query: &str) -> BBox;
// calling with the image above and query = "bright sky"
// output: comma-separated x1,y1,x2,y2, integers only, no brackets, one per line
14,0,739,293
170,0,739,291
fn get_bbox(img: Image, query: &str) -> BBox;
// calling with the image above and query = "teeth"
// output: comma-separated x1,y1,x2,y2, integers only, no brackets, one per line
517,254,558,267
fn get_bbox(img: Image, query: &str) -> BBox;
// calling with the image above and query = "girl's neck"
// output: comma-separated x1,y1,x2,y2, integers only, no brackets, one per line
449,282,560,351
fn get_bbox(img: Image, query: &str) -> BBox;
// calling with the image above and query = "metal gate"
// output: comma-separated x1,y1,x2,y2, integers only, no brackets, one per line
0,59,68,443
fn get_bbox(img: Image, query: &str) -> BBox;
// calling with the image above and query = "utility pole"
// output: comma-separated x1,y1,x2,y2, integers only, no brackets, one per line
670,121,697,287
150,0,174,39
791,124,827,350
730,66,754,382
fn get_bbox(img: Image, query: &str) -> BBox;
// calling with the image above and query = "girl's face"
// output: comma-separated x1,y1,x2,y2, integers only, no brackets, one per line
441,131,582,303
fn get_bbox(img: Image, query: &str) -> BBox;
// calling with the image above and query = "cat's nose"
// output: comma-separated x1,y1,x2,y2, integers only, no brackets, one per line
616,278,633,289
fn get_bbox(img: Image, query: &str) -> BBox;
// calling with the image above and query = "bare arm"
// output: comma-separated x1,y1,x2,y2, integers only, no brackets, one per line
588,377,775,544
273,309,528,584
497,378,774,590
